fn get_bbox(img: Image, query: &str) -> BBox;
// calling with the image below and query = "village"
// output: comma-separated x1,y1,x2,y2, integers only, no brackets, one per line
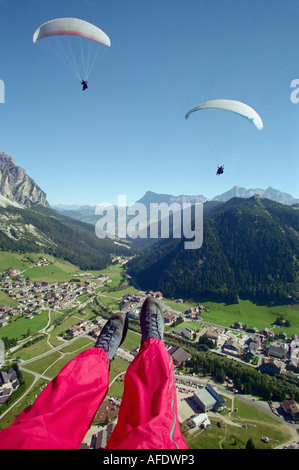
0,264,111,325
117,291,299,375
1,265,299,377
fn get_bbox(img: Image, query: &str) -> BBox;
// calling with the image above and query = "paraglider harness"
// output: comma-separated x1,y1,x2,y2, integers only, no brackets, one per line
81,80,88,91
216,165,224,175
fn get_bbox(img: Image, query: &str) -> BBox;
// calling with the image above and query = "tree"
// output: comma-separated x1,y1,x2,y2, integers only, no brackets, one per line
245,438,255,449
215,367,226,383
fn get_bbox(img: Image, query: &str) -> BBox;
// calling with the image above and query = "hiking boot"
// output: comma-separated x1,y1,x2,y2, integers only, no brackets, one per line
95,313,128,360
140,297,164,344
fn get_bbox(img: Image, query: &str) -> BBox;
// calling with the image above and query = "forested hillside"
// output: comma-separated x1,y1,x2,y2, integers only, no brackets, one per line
127,197,299,303
0,205,131,270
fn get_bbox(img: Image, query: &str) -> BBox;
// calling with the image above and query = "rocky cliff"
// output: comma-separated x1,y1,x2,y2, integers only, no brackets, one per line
0,152,49,208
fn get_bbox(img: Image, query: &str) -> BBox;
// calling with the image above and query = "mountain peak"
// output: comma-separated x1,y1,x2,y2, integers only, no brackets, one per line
0,151,50,208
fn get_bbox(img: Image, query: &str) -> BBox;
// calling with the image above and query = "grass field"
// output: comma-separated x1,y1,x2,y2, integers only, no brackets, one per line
0,252,31,272
183,397,295,449
0,371,43,430
1,310,49,340
0,290,18,308
198,299,299,337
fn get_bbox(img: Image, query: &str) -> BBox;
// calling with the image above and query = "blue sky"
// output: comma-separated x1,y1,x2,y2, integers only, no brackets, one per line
0,0,298,206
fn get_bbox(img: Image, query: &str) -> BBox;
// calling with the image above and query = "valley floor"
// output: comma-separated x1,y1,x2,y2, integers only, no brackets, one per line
0,255,298,449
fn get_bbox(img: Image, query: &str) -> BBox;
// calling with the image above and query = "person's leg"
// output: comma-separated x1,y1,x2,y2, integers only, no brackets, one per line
0,313,128,449
106,298,188,449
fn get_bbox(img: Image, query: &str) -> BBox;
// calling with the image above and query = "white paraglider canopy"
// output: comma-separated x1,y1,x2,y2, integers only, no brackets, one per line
185,99,263,130
33,17,111,47
32,17,111,83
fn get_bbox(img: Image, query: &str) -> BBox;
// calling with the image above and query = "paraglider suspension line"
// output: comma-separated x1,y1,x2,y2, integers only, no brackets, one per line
66,37,81,81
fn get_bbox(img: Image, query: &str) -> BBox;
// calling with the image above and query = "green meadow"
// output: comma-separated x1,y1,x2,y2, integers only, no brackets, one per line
0,252,32,272
1,310,49,340
184,397,294,450
198,299,299,337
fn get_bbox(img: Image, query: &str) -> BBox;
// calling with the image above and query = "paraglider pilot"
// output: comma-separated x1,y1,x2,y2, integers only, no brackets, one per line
216,164,224,175
81,79,88,91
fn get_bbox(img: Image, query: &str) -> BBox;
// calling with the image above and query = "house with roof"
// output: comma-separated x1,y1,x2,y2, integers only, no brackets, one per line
260,327,274,338
93,398,119,425
281,400,299,421
166,345,190,365
90,422,116,449
0,368,20,404
164,313,176,324
205,327,225,342
189,413,211,429
233,321,243,330
193,384,224,413
268,342,289,359
246,326,259,334
222,337,243,357
7,267,20,277
290,339,299,368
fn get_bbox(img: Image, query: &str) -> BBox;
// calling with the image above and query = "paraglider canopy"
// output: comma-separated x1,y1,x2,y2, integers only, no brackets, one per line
185,99,263,131
32,18,111,87
32,17,111,47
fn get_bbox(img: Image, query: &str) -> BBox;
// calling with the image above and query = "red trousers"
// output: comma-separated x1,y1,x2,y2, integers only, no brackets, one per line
0,338,187,449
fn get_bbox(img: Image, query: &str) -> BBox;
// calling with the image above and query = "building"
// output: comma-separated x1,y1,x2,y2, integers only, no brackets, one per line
164,313,176,324
193,388,216,412
193,384,224,412
205,327,225,341
290,340,299,368
233,322,243,329
246,326,259,334
259,358,283,375
281,400,299,421
166,345,190,365
93,399,119,424
181,327,195,340
260,327,274,338
268,342,289,359
91,422,116,449
7,267,21,277
222,337,243,357
0,368,20,404
189,413,211,429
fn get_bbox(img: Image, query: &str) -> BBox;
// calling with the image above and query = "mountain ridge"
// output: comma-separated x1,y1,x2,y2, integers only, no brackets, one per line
52,187,299,228
52,186,299,216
